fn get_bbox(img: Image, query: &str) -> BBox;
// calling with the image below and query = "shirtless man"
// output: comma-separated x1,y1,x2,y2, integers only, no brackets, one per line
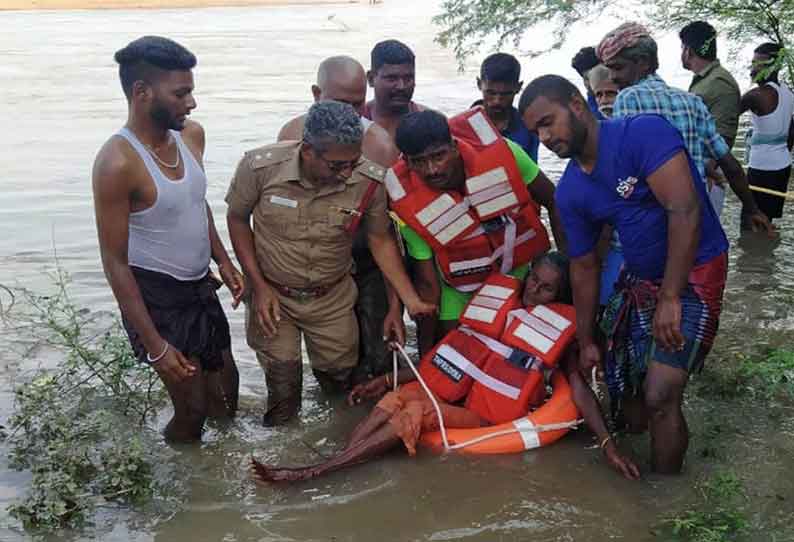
277,56,402,383
278,56,397,174
92,36,243,442
363,39,426,139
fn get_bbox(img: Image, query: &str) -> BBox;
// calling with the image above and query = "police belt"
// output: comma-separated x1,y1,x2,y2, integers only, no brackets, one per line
270,275,344,301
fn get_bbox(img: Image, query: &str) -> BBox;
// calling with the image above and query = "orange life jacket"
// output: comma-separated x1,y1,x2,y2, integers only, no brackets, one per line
500,304,577,369
458,273,523,337
433,290,577,424
385,107,550,292
417,329,493,403
464,349,546,425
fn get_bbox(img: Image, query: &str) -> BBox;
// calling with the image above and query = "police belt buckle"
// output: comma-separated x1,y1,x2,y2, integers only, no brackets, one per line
292,288,317,302
274,283,327,302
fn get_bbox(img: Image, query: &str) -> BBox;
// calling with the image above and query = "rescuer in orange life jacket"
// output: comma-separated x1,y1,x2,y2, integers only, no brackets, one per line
249,253,640,482
384,108,567,356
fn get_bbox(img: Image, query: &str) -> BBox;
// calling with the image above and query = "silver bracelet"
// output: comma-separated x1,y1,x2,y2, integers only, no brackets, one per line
146,341,169,364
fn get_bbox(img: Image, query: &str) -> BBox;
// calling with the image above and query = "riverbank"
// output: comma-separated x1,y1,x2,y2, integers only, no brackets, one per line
0,0,360,11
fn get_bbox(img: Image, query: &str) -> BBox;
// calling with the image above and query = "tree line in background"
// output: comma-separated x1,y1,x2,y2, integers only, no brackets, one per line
433,0,794,85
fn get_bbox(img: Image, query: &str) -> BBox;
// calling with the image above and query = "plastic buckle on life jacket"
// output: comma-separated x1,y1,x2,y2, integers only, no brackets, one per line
481,215,507,234
507,348,537,370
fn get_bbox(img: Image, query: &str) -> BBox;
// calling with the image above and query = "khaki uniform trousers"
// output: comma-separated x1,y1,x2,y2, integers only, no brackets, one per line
246,274,358,424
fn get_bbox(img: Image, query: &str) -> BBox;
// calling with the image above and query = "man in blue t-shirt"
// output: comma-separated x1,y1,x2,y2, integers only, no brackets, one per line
519,75,729,475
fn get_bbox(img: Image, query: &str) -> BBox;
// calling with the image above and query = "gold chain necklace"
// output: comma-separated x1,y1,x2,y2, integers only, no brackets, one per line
144,136,180,169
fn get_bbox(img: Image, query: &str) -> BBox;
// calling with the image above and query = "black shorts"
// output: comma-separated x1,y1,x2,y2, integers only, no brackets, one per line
748,166,792,219
122,267,231,371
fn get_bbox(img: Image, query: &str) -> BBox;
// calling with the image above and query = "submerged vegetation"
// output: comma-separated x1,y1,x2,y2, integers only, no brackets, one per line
656,472,749,542
1,268,166,530
692,348,794,402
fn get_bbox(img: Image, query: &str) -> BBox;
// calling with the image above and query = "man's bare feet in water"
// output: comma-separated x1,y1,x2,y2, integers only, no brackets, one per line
250,457,319,483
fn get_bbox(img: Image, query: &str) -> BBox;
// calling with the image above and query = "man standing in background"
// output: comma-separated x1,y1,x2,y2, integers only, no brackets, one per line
363,39,425,139
470,52,540,162
680,21,741,149
740,43,794,227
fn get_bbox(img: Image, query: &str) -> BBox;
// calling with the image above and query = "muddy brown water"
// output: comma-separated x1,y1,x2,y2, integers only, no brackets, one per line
1,2,793,540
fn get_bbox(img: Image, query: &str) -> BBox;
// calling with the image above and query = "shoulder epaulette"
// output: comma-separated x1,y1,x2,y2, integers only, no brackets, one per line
246,142,297,170
356,158,387,183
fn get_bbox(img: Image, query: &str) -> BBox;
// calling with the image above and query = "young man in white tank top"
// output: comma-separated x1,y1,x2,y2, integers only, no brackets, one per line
92,36,244,442
741,42,794,225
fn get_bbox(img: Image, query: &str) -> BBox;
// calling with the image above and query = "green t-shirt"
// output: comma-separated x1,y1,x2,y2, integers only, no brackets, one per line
397,138,539,319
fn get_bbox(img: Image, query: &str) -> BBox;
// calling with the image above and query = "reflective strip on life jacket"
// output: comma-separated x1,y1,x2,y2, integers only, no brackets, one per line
466,167,521,220
466,110,500,146
532,305,573,332
500,216,517,273
435,343,521,400
501,304,577,368
512,320,556,354
384,168,406,201
416,194,476,246
449,256,492,276
508,306,573,354
459,274,523,335
479,284,516,299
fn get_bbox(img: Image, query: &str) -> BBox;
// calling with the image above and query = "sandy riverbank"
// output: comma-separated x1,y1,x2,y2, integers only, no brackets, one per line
1,0,362,10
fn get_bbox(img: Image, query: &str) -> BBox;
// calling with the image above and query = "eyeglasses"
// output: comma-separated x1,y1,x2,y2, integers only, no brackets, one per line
317,152,364,173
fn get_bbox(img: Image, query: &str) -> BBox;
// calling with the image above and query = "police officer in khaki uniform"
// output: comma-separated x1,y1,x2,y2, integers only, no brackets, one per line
226,101,434,425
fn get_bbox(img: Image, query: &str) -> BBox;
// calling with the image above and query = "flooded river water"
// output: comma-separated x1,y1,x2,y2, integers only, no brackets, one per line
1,1,793,540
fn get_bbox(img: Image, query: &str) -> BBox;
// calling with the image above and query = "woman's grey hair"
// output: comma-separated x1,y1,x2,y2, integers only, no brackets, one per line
618,36,659,72
303,101,363,150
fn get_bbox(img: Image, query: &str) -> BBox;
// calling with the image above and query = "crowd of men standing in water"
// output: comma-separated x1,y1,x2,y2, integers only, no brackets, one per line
92,21,793,480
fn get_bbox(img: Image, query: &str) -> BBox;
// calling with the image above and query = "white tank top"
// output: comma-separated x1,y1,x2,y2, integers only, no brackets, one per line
117,127,211,281
749,82,794,171
361,116,374,131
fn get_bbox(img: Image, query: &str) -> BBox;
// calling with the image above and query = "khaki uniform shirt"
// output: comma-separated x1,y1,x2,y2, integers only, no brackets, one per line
225,141,390,288
689,60,741,147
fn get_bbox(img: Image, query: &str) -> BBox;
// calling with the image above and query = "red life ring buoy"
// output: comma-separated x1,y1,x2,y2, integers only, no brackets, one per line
419,370,580,455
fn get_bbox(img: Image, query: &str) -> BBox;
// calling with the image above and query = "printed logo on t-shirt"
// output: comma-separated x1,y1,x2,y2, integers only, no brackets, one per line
432,353,464,382
616,176,639,199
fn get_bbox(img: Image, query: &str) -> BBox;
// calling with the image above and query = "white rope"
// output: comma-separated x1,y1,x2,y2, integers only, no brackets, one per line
393,343,450,452
392,344,583,453
391,350,399,392
446,419,583,451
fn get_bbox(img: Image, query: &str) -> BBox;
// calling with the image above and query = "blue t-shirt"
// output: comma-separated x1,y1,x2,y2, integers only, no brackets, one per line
503,108,540,163
555,115,728,280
